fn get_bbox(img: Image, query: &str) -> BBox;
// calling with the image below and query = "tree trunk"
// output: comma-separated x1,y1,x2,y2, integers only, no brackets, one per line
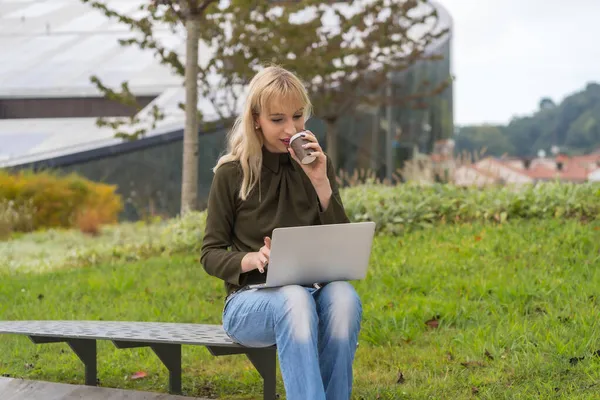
370,111,379,172
180,14,200,214
325,119,338,172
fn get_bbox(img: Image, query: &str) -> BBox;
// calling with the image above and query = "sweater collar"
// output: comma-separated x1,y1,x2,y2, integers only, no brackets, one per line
262,146,293,174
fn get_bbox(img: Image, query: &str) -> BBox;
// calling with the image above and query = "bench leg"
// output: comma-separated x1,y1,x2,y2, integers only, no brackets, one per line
206,346,278,399
246,348,277,400
68,339,97,386
151,343,182,395
29,336,97,386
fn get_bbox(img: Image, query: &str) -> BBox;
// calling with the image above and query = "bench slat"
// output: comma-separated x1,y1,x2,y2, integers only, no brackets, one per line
0,320,278,399
0,320,241,347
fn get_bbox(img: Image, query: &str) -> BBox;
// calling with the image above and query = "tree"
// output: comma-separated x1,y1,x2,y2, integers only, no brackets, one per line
82,0,218,214
82,0,451,209
157,0,218,214
455,125,514,157
458,81,600,157
565,106,600,149
539,97,556,111
208,0,450,170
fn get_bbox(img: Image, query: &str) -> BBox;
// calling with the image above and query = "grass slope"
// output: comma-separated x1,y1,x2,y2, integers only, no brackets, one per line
1,219,599,399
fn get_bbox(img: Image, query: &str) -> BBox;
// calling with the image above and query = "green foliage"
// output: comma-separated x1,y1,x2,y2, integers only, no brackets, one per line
457,82,600,156
212,0,449,119
341,182,600,235
454,125,515,157
3,183,599,274
1,219,599,399
81,0,449,138
565,104,600,149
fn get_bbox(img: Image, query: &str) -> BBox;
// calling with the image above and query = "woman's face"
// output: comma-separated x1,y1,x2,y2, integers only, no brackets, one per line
256,99,305,154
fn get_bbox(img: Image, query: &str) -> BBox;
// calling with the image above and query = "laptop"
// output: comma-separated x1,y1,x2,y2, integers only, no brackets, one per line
247,221,376,289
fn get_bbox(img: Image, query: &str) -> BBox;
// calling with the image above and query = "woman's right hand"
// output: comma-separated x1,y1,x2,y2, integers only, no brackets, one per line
241,237,271,273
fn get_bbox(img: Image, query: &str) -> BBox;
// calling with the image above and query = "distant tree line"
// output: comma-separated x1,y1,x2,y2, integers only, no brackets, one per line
455,82,600,157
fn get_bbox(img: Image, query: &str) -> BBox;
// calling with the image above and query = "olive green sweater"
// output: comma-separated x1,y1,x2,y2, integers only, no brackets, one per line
200,147,350,296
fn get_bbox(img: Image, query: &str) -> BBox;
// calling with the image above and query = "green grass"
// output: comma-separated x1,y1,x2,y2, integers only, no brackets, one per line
1,219,600,399
0,212,205,273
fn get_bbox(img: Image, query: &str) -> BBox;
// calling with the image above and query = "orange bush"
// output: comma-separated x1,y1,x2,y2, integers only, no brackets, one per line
76,208,102,236
0,169,122,232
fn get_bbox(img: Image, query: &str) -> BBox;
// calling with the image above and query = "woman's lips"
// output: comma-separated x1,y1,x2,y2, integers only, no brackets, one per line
281,139,290,147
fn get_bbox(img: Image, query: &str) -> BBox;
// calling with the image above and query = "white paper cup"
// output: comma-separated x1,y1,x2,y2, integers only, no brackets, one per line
289,132,316,164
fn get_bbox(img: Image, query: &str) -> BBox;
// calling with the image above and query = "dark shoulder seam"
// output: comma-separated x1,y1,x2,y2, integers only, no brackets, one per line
214,160,242,176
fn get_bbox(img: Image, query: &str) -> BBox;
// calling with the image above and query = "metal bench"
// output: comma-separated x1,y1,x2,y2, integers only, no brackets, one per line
0,321,277,400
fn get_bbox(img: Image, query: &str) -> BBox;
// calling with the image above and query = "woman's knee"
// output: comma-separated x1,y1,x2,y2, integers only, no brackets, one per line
321,281,362,314
318,282,362,339
273,285,318,341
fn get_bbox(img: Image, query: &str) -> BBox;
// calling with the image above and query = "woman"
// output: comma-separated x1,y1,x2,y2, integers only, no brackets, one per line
200,66,362,400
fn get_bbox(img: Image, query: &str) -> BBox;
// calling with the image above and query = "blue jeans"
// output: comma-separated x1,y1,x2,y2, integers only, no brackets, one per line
222,282,363,400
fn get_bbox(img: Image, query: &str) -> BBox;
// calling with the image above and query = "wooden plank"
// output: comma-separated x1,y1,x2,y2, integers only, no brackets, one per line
0,377,210,400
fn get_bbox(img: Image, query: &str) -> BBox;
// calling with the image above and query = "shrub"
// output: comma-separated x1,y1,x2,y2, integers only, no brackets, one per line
76,209,102,236
0,169,122,233
0,199,35,239
341,181,600,234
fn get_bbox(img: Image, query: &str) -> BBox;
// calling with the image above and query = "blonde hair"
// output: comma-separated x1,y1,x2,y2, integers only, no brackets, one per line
214,65,312,200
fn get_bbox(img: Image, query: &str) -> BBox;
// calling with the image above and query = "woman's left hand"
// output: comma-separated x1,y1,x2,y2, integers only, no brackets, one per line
288,130,328,186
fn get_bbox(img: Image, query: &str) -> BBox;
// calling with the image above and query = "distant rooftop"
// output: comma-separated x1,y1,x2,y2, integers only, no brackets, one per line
0,0,187,98
0,0,210,167
1,0,452,168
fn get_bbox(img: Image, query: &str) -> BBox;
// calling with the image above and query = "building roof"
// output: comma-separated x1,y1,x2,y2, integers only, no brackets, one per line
0,0,220,166
479,157,530,176
477,155,600,183
1,0,453,168
558,161,592,182
525,165,559,180
0,0,186,98
1,0,452,99
0,86,236,167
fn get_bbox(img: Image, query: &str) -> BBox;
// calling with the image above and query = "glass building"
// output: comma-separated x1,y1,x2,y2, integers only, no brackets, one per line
1,0,453,218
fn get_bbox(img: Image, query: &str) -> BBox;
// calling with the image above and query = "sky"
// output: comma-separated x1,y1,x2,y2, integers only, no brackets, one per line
439,0,600,126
